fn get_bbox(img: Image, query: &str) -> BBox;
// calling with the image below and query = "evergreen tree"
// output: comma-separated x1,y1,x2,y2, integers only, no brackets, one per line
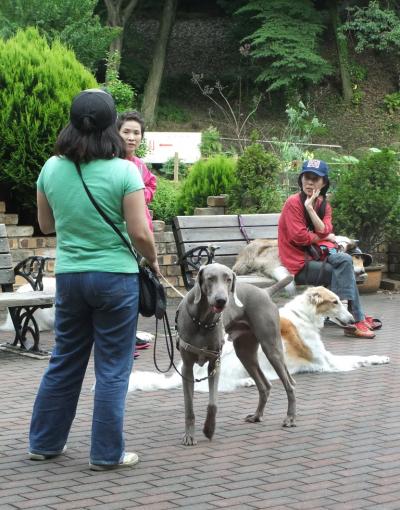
0,28,97,212
236,0,332,94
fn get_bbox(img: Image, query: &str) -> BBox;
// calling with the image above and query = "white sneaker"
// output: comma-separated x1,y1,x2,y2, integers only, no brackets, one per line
89,452,139,471
136,331,155,343
29,445,67,460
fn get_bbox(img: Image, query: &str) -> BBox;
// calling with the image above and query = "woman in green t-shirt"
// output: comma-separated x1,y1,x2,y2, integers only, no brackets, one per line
29,89,159,471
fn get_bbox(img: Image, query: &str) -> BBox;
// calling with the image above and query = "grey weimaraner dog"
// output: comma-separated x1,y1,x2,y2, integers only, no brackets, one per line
176,262,296,446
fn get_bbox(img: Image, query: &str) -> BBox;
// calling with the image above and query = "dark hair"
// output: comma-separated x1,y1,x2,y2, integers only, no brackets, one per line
54,120,125,163
298,174,330,231
116,111,145,136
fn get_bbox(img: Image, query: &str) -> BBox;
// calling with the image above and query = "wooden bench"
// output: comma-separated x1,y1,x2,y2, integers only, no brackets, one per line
0,224,55,357
173,213,280,290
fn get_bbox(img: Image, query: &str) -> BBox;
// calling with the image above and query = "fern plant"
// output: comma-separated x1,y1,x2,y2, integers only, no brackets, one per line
236,0,332,93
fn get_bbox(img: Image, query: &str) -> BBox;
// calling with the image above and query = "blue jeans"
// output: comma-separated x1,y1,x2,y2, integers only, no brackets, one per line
295,252,365,322
29,272,139,465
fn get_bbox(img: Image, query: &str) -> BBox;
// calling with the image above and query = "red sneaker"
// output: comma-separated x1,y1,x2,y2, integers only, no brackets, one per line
134,351,140,359
364,315,382,330
344,321,375,339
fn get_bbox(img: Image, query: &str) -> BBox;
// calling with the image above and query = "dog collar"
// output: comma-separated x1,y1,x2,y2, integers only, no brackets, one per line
188,312,222,330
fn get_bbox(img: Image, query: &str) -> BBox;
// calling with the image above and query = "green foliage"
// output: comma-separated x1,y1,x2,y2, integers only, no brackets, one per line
150,178,181,224
348,61,368,83
229,141,283,213
200,127,223,158
0,28,97,210
274,101,327,170
331,149,400,251
383,92,400,113
157,103,190,123
236,0,332,92
104,51,136,113
342,1,400,54
351,86,365,107
160,157,189,180
177,156,238,215
0,0,118,70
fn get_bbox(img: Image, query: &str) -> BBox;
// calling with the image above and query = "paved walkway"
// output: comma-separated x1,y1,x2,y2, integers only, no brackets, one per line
0,291,399,510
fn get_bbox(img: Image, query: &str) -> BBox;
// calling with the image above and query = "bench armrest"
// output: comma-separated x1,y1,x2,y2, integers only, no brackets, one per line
179,246,217,290
13,256,55,291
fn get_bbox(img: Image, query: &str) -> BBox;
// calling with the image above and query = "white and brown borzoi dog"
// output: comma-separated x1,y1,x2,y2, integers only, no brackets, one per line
127,286,389,394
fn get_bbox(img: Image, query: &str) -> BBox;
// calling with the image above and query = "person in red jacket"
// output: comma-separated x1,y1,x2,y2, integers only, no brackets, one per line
278,159,381,339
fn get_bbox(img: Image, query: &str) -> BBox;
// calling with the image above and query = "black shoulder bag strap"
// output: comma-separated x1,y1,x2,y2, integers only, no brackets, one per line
74,162,175,373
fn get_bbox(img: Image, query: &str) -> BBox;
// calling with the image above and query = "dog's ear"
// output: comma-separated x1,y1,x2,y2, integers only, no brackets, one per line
308,289,324,306
194,266,205,304
231,271,243,308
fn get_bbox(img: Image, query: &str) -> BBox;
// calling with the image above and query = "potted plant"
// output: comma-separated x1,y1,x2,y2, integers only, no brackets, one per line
331,149,400,292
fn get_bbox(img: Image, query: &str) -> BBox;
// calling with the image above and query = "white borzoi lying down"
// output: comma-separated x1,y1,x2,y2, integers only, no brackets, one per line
128,286,389,393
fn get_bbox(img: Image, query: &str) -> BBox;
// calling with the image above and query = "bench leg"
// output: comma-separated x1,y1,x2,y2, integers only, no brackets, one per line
8,306,46,353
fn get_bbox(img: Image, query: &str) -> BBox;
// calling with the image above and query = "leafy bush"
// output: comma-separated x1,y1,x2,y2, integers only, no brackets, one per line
229,140,283,213
0,0,117,71
331,149,400,251
104,51,136,112
151,178,181,224
160,157,189,180
177,156,237,215
200,127,223,158
383,92,400,114
157,103,190,123
0,28,97,211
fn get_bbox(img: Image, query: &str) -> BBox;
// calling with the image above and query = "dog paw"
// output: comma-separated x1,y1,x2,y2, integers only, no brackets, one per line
182,434,197,446
282,416,296,427
245,414,262,423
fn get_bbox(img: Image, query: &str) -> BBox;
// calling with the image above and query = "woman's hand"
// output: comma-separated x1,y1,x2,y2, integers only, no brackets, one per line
304,189,320,210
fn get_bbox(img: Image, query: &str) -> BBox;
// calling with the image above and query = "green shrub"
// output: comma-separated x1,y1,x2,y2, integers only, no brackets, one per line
157,102,190,123
229,141,283,213
331,149,400,251
151,178,181,224
0,28,97,211
160,157,189,180
177,156,237,215
104,51,136,112
200,127,223,158
383,92,400,114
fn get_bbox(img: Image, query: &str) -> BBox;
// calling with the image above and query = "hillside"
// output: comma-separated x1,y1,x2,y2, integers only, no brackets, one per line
126,17,400,154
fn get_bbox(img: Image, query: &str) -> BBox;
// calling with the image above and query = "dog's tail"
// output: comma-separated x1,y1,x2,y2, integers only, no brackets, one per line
266,275,294,297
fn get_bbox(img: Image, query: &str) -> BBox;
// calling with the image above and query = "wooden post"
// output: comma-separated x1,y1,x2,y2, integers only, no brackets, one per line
173,152,179,182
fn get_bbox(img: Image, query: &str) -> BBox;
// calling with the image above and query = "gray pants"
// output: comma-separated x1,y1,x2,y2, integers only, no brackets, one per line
295,252,365,322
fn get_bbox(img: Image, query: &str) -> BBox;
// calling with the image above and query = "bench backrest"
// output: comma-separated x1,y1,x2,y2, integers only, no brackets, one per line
0,224,15,288
173,213,280,288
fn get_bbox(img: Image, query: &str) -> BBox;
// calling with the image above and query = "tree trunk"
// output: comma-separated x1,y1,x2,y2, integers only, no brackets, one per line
329,0,353,103
141,0,178,127
104,0,139,71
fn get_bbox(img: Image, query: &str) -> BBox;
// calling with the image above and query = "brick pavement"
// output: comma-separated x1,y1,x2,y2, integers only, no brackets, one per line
0,291,399,510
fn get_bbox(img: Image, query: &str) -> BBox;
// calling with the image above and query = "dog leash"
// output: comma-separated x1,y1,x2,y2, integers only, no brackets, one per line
159,273,185,298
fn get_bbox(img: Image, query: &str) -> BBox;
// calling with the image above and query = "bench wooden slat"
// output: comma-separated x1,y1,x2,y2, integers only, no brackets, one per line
174,214,280,229
0,268,16,285
0,291,55,307
176,226,278,244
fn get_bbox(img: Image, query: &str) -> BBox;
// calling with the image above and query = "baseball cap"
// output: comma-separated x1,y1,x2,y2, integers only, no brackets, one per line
70,89,117,131
300,159,329,178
